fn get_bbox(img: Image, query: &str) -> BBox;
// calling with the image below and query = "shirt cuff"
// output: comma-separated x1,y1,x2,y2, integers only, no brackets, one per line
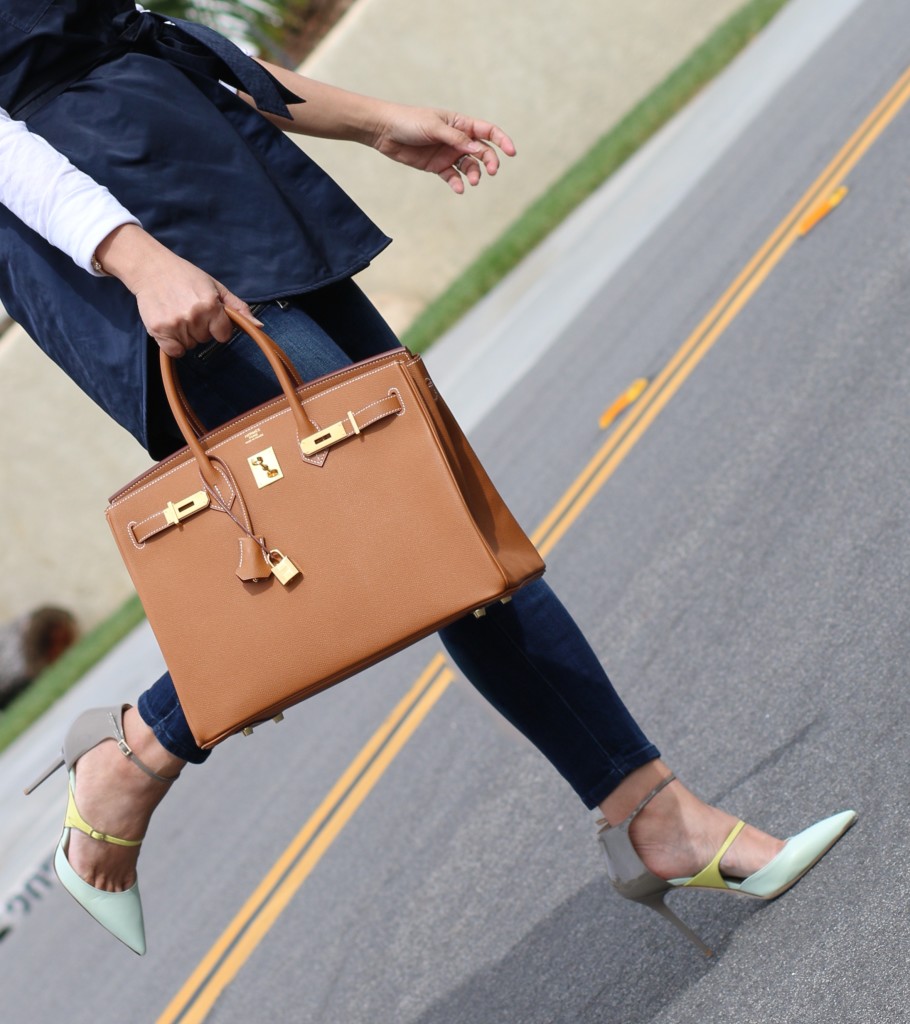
78,211,142,277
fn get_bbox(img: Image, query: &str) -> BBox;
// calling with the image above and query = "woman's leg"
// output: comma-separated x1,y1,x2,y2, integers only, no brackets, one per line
70,288,381,888
439,583,786,879
82,281,782,891
134,281,394,764
438,580,660,809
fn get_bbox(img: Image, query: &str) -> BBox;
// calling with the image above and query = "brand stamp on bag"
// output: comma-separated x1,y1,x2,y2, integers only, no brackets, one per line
244,427,265,445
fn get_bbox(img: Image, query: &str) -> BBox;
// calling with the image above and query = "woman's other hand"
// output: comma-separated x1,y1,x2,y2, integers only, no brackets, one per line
93,224,258,357
245,63,514,194
369,104,516,193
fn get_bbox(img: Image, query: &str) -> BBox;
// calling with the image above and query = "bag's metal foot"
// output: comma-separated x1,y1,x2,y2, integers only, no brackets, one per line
475,595,512,619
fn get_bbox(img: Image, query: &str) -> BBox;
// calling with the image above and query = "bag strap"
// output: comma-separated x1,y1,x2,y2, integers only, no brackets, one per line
127,389,405,547
168,343,305,439
159,309,320,491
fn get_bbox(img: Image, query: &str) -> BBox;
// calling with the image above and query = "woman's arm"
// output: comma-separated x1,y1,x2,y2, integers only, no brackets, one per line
0,107,139,274
0,108,255,356
94,224,259,358
245,61,517,195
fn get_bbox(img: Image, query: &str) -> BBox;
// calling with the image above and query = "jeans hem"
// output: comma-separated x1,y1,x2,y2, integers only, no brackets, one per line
137,690,210,764
579,743,662,810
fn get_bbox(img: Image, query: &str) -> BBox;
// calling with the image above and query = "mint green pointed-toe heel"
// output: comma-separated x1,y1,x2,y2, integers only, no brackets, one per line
54,768,147,954
24,705,180,955
597,773,857,956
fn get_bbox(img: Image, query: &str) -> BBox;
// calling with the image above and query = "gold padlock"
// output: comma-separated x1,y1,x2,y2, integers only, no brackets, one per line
268,548,301,586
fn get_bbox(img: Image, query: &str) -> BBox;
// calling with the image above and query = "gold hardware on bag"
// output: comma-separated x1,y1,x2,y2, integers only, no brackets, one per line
248,447,284,488
302,419,350,456
267,548,301,585
347,410,360,435
300,420,347,456
163,490,209,526
473,607,487,619
242,727,254,737
273,713,284,724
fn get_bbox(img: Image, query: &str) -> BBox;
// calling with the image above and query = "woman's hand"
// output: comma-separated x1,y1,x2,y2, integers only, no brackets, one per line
369,104,517,194
246,63,515,194
94,224,258,358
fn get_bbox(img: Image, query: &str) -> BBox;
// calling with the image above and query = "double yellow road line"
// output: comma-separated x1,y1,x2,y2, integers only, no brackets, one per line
158,65,910,1024
532,64,910,560
158,656,453,1023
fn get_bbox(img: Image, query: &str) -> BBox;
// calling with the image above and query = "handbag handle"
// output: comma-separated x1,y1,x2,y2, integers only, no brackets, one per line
159,307,320,490
166,328,305,439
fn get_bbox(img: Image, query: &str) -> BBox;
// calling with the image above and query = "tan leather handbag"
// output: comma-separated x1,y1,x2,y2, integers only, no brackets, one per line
105,310,545,748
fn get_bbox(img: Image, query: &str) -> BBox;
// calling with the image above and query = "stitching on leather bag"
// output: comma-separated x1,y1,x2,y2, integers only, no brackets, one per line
110,459,197,505
298,360,399,402
388,387,405,415
209,460,252,532
125,506,165,548
126,521,146,550
353,389,406,429
209,405,289,456
111,361,408,503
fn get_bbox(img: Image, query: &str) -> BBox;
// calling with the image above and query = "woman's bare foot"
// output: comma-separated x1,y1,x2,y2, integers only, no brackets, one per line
598,760,786,881
65,707,185,892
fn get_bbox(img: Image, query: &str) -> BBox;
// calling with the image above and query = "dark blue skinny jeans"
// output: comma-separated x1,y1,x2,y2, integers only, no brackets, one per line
137,281,659,809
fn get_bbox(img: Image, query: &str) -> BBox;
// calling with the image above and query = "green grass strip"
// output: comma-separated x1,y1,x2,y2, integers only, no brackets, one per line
0,595,145,754
401,0,791,353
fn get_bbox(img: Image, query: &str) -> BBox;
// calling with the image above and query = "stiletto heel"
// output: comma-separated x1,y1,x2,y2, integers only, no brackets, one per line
24,754,65,795
639,892,714,957
597,773,857,956
24,704,180,955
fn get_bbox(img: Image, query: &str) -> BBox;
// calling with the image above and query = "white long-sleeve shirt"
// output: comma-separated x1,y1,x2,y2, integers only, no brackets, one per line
0,106,139,275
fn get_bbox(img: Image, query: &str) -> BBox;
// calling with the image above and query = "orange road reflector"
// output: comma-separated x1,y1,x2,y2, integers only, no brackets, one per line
798,185,849,236
599,377,649,429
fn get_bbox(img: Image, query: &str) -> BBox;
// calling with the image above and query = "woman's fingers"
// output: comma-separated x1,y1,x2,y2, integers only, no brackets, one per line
139,273,260,356
441,118,516,190
94,224,259,356
439,164,467,194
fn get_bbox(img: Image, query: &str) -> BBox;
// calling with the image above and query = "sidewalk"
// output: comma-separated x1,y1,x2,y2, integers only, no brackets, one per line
0,0,863,944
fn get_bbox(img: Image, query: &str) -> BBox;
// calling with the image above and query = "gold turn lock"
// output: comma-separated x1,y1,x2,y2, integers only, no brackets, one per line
163,490,209,526
267,549,301,585
299,411,360,456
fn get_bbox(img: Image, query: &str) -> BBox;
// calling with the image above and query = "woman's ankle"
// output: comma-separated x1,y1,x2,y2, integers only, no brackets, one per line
122,706,185,780
597,759,673,827
598,763,786,881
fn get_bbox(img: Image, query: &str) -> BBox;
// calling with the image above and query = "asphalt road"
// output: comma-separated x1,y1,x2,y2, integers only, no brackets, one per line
3,1,910,1022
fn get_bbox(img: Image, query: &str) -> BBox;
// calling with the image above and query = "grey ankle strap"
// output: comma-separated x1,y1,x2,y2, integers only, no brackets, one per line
623,772,676,827
597,770,675,831
109,712,181,784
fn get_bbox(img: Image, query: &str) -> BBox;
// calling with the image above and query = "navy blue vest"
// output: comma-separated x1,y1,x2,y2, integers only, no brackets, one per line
0,1,390,456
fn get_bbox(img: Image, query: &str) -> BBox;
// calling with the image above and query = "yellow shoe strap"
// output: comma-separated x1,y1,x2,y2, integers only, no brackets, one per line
682,819,747,889
64,780,143,848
